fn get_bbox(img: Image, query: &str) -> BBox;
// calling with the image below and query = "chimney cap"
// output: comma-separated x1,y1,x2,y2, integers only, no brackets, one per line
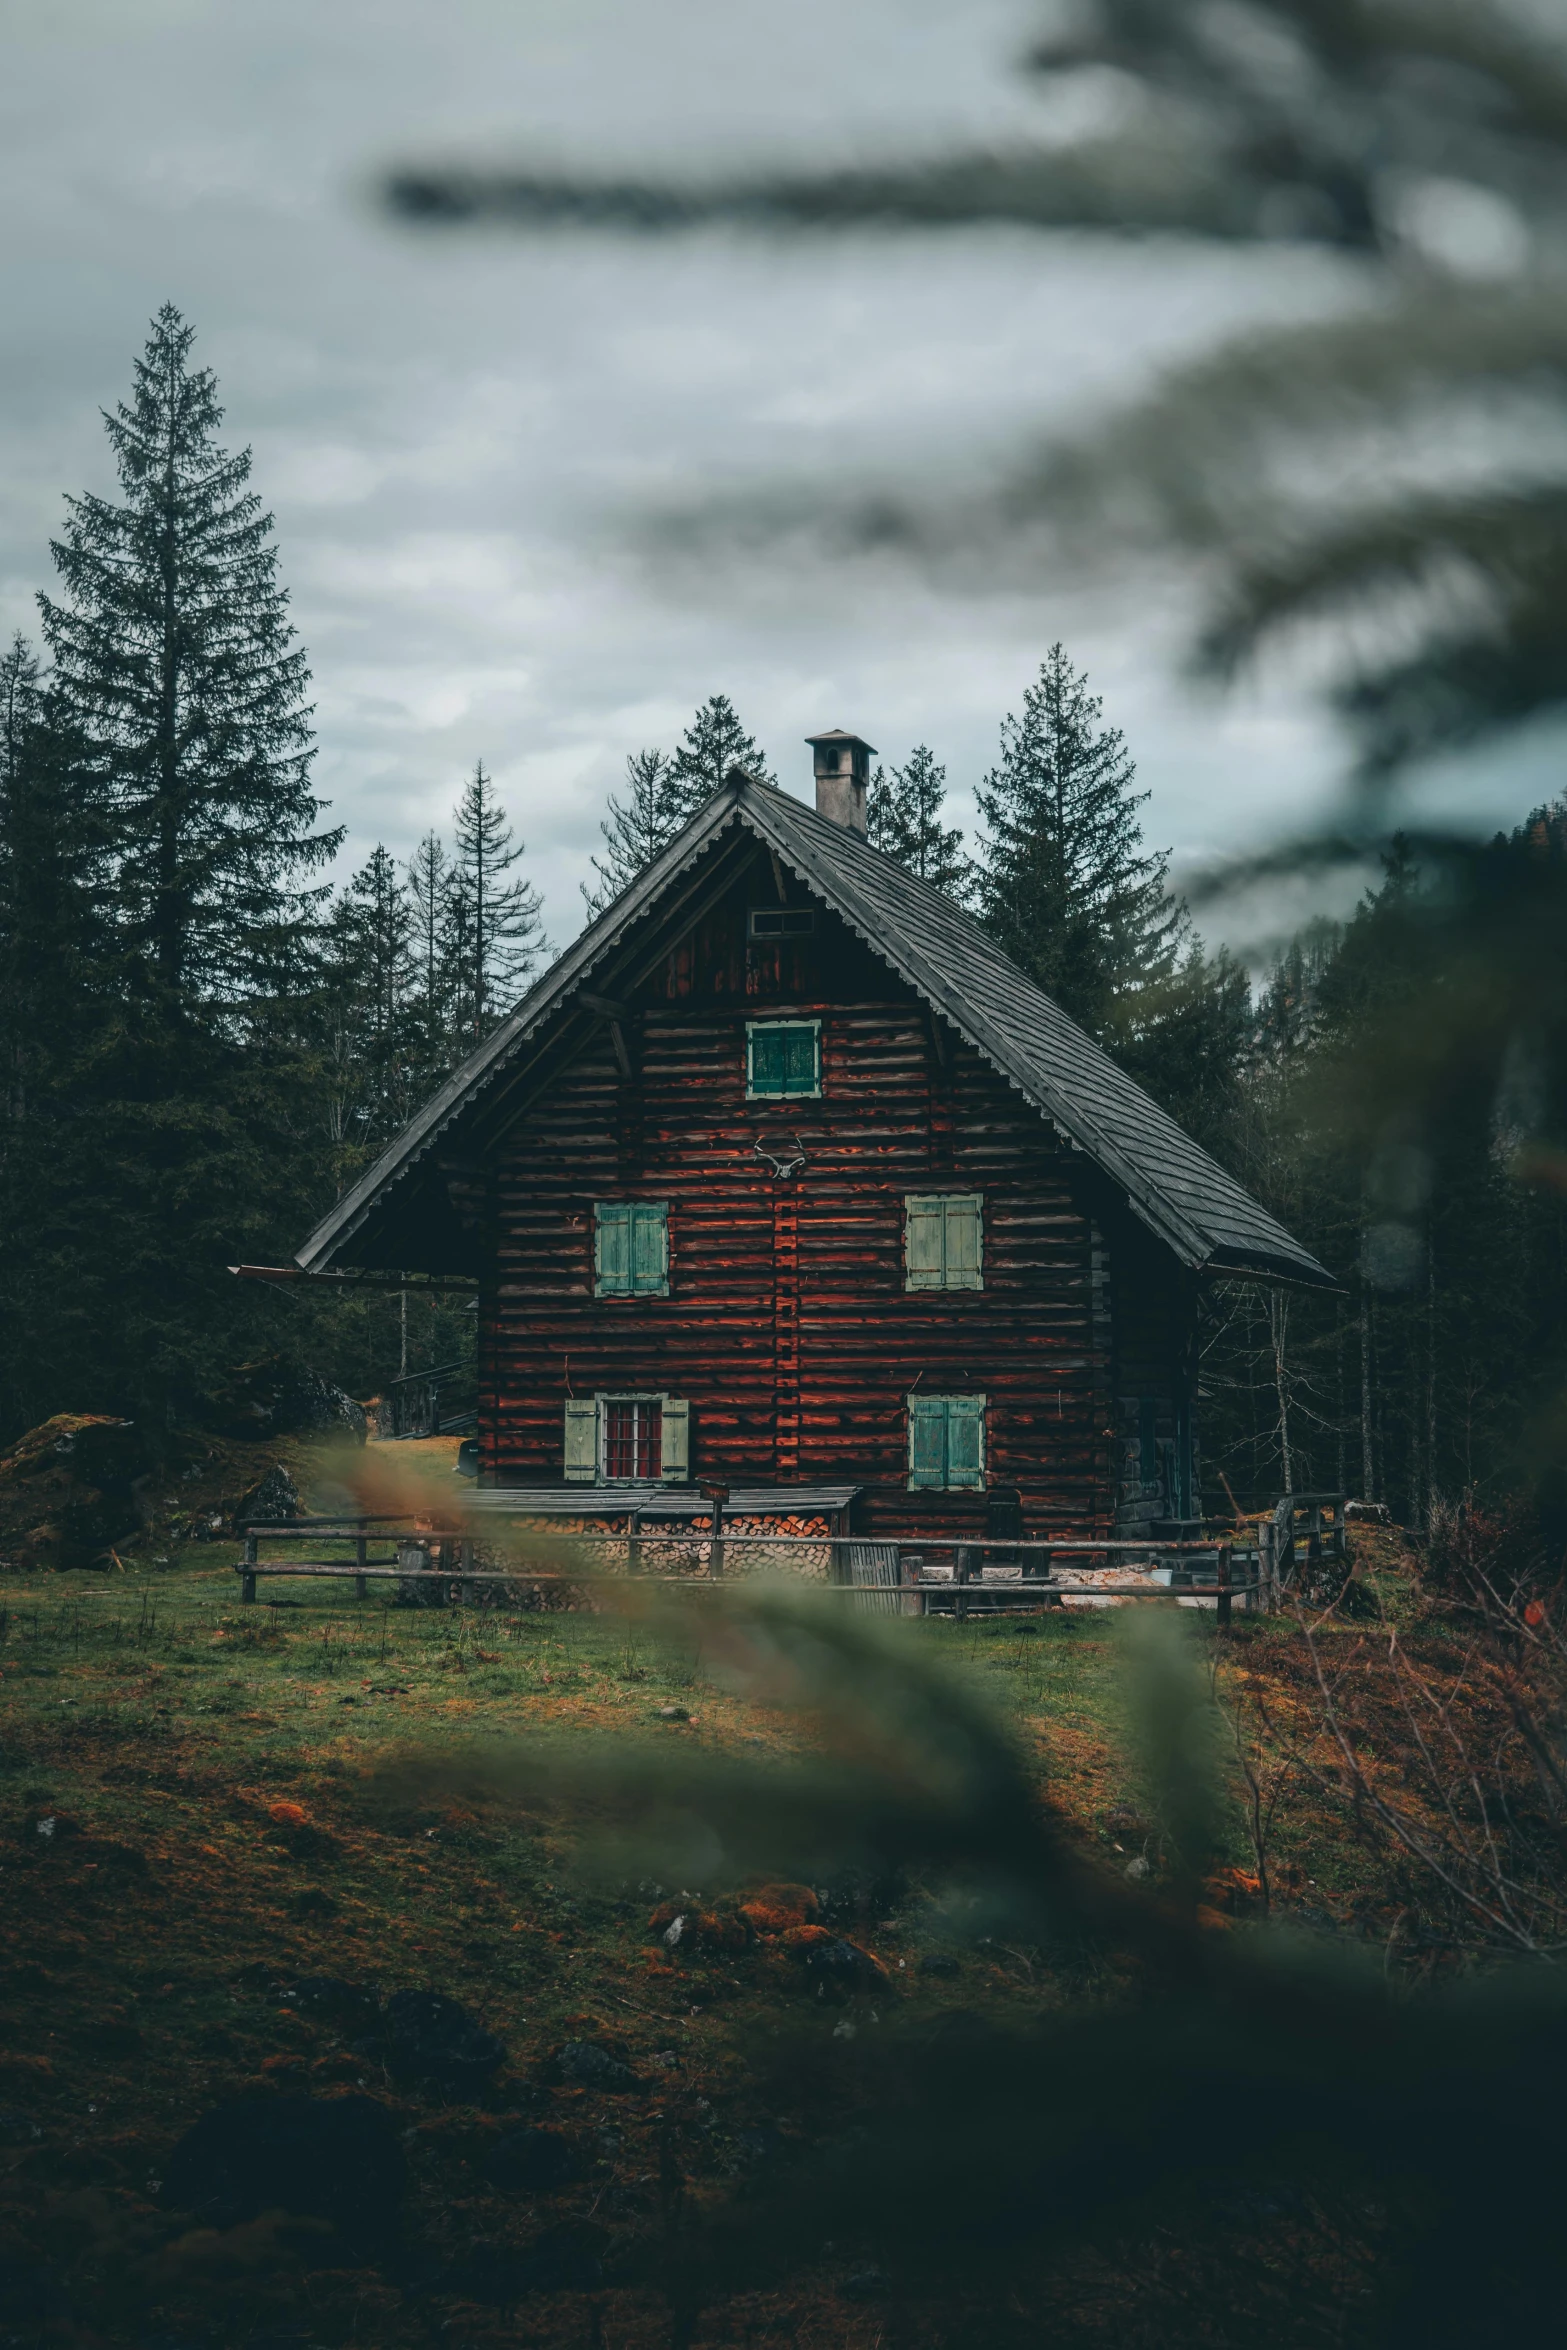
805,728,877,754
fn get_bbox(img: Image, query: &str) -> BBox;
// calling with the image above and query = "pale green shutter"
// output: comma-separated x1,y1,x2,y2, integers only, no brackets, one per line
660,1395,690,1482
944,1195,984,1290
908,1394,947,1489
594,1203,631,1295
905,1197,945,1291
631,1203,669,1295
946,1394,987,1490
563,1398,598,1482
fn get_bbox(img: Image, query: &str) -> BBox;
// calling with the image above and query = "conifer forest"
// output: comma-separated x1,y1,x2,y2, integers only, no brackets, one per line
7,8,1567,2350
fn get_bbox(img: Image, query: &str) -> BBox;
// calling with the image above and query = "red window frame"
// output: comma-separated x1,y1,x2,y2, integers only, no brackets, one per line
602,1397,662,1481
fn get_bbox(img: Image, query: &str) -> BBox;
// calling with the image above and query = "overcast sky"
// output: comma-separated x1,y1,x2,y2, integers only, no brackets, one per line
4,0,1556,958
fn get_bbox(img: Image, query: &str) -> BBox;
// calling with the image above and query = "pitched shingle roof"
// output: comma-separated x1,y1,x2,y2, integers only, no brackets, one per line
298,771,1332,1288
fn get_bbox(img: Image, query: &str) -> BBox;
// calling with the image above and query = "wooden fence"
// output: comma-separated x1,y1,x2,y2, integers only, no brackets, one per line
233,1514,1284,1625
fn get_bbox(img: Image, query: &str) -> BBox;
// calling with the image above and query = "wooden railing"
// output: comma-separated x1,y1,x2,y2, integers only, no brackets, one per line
1260,1493,1349,1602
234,1516,1269,1622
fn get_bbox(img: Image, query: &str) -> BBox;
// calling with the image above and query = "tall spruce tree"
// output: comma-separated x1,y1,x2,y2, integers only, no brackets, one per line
667,693,775,823
867,744,969,896
3,311,348,1435
973,646,1251,1155
406,828,459,1081
449,760,545,1041
583,746,677,915
38,304,339,1016
323,845,417,1150
974,645,1181,1036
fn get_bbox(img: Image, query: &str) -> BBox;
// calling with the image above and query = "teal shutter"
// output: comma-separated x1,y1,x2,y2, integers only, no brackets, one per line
944,1195,984,1290
946,1394,987,1490
908,1394,948,1489
748,1022,820,1098
563,1398,598,1482
783,1025,819,1096
631,1203,669,1295
905,1197,946,1291
660,1395,690,1481
748,1025,786,1095
594,1203,631,1295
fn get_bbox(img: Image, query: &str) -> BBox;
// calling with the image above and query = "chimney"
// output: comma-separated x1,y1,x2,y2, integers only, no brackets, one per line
807,730,876,835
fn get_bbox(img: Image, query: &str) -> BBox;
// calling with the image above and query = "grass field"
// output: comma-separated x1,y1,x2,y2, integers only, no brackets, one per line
0,1505,1473,2347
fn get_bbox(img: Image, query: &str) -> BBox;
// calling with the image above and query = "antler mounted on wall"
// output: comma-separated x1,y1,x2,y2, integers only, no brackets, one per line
752,1132,807,1180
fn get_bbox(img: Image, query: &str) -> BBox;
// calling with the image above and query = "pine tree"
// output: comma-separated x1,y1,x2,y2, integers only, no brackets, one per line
974,645,1181,1037
37,303,339,1017
449,760,545,1041
583,746,677,916
406,829,459,1081
2,313,347,1436
667,693,775,823
867,744,968,896
0,635,111,1124
323,845,417,1148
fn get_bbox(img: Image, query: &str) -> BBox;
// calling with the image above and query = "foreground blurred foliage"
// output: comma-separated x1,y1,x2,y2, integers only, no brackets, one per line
389,2,1567,778
411,1582,1567,2347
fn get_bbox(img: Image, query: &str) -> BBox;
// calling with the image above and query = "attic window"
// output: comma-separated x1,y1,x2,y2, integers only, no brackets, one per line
748,908,815,940
747,1020,821,1100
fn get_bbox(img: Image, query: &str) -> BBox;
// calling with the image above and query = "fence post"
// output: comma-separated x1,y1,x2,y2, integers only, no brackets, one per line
702,1483,728,1580
355,1527,367,1601
1216,1543,1232,1630
241,1528,258,1605
628,1509,642,1579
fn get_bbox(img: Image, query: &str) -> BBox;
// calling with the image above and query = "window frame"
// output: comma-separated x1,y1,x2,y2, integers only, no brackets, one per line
747,907,816,940
906,1392,988,1492
745,1018,822,1101
599,1392,665,1484
593,1199,670,1298
904,1192,985,1293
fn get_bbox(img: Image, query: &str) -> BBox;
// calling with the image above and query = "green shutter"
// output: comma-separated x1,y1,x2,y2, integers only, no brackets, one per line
631,1203,669,1295
908,1394,948,1490
748,1026,787,1095
905,1197,946,1291
563,1398,598,1482
944,1195,984,1290
748,1022,820,1098
660,1395,690,1482
783,1025,819,1096
594,1203,631,1295
946,1394,987,1490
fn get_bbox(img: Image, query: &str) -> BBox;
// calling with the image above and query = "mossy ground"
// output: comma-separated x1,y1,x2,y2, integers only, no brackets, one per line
0,1509,1498,2346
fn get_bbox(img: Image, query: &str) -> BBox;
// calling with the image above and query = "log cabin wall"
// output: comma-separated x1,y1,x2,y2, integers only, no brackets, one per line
479,857,1122,1536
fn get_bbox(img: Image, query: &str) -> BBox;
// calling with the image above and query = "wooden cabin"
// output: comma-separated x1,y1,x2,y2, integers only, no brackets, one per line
297,740,1330,1540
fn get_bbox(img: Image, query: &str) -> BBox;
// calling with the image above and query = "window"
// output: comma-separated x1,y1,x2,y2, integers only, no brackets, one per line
904,1194,983,1292
907,1393,987,1491
604,1397,661,1481
594,1201,669,1297
748,907,815,939
747,1020,821,1099
563,1394,690,1484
